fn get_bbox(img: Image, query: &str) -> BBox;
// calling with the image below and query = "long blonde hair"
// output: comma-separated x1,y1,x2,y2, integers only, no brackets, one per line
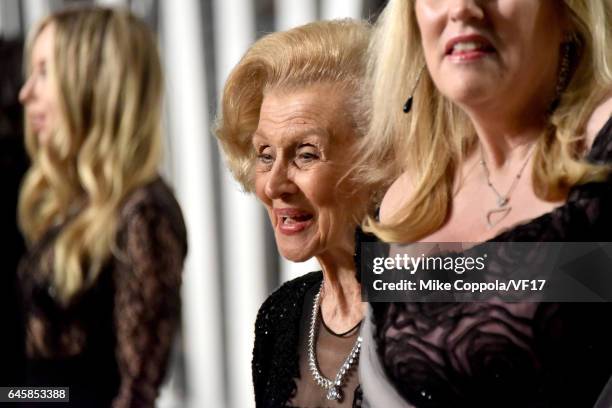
19,7,163,304
357,0,612,243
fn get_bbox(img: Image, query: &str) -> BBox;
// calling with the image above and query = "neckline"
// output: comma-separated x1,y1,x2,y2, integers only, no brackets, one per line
479,114,612,243
319,309,362,338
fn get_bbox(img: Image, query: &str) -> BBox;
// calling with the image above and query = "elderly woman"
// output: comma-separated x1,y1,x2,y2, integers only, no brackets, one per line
356,0,612,407
18,7,186,407
215,20,371,407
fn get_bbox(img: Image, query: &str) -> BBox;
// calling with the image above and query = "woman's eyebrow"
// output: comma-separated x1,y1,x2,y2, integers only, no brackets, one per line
253,127,330,145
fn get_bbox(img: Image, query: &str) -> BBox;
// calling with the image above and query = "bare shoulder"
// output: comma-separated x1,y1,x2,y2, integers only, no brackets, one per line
379,171,414,224
585,91,612,148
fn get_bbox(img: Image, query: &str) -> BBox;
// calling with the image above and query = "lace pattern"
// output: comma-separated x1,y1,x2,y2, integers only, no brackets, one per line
361,116,612,407
19,178,187,407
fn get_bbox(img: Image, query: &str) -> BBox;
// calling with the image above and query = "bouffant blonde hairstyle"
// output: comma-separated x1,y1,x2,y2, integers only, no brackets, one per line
214,19,371,192
19,7,163,304
357,0,612,242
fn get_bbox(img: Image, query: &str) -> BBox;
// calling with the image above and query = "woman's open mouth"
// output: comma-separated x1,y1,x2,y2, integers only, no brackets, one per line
445,34,496,62
274,208,314,235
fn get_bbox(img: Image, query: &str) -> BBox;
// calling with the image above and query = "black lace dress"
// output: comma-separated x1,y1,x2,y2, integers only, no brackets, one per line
253,271,363,408
360,116,612,408
18,178,187,408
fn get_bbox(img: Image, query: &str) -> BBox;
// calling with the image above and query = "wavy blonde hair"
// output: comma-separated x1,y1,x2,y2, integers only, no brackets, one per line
357,0,612,243
19,7,162,304
214,19,371,192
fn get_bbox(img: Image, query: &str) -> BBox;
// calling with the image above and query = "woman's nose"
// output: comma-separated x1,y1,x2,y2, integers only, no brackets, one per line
265,160,298,199
448,0,485,22
19,76,34,104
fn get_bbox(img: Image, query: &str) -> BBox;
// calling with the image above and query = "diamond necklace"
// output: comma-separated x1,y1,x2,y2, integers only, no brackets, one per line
308,283,362,401
479,142,536,228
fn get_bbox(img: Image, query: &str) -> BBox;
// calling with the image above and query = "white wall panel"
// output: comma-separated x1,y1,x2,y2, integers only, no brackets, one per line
280,257,322,283
160,1,225,407
213,0,265,407
274,0,316,31
95,0,128,7
321,0,363,20
22,0,52,28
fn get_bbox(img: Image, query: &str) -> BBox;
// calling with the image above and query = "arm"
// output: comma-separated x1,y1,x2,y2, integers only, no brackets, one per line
112,201,187,408
252,300,270,405
252,272,322,406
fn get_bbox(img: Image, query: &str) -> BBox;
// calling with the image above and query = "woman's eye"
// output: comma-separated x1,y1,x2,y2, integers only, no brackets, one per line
255,147,274,169
298,152,316,161
257,153,274,164
294,148,319,167
38,63,47,79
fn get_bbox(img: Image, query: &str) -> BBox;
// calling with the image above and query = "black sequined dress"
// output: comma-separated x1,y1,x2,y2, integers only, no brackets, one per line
253,271,363,408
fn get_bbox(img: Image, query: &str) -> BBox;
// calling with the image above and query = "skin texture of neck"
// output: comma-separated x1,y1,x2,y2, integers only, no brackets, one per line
467,106,546,168
453,67,555,168
316,238,365,333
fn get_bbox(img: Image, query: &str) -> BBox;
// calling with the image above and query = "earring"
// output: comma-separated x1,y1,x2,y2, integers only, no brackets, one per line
549,39,575,113
556,41,573,94
403,65,426,113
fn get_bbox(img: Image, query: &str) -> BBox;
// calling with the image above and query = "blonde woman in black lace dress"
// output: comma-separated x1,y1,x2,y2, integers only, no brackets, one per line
18,7,187,407
354,0,612,407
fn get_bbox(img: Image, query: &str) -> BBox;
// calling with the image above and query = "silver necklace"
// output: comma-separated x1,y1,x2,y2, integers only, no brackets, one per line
480,143,535,228
308,283,362,401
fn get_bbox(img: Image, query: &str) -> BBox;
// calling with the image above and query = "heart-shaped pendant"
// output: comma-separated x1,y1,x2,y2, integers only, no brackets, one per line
486,206,511,229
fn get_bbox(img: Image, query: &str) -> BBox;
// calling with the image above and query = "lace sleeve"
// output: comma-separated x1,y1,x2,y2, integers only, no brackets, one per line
111,200,187,408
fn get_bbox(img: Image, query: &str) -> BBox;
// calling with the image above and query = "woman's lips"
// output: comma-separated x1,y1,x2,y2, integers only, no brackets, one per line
28,114,46,132
445,34,496,62
274,208,314,235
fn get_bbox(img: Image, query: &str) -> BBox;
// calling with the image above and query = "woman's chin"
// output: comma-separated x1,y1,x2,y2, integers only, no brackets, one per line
274,229,319,263
279,249,315,263
278,242,317,263
37,130,52,147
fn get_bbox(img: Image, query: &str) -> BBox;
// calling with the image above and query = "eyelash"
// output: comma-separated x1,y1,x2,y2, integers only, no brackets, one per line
255,147,320,168
296,151,318,162
257,152,274,164
28,67,46,83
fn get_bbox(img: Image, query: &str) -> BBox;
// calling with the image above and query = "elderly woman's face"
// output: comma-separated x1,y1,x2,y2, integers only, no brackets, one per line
415,0,565,113
253,85,359,262
19,24,61,146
